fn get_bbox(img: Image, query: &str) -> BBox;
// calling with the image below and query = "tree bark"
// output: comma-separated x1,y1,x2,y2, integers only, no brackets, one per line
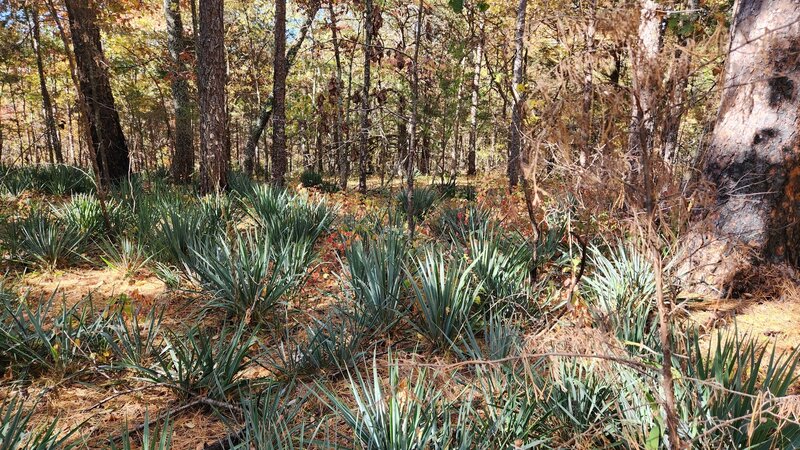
679,0,800,296
329,0,348,190
467,14,483,176
406,0,423,237
271,0,288,186
29,6,64,164
197,0,227,193
164,0,194,183
241,6,317,176
358,0,375,194
507,0,527,188
627,0,661,211
64,0,130,186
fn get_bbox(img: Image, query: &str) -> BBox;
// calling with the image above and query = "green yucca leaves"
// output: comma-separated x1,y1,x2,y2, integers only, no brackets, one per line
345,231,407,332
316,354,442,450
409,248,482,351
111,412,173,450
0,396,79,450
182,229,309,321
5,209,86,270
396,186,440,220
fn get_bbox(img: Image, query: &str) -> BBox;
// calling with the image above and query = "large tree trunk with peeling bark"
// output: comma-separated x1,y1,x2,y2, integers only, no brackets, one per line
65,0,130,186
679,0,800,297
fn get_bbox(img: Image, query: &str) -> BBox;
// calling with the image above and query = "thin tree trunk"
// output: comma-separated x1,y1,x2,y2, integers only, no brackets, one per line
580,0,596,166
241,7,317,176
164,0,194,183
508,0,527,188
64,0,130,186
197,0,227,193
329,0,348,189
467,14,483,176
358,0,374,193
271,0,288,186
29,7,63,164
406,0,424,236
627,0,661,210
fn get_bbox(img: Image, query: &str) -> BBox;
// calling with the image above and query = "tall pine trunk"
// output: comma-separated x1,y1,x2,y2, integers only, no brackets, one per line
65,0,130,186
330,0,348,190
271,0,288,186
197,0,227,193
164,0,194,183
467,15,483,176
680,0,800,296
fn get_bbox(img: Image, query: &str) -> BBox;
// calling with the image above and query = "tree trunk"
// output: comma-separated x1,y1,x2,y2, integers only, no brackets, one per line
679,0,800,296
271,0,288,186
164,0,194,183
627,0,661,211
406,0,423,237
64,0,130,186
197,0,227,193
329,0,348,190
580,0,597,166
507,0,527,188
241,6,317,176
358,0,374,194
467,15,483,176
29,7,64,164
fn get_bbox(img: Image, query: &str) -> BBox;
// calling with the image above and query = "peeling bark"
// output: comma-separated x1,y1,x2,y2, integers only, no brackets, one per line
679,0,800,296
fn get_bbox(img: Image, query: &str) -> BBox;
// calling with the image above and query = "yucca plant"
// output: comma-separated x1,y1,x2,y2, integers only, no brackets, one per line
583,243,658,352
35,164,94,196
54,193,105,237
266,311,364,378
469,226,532,303
1,293,115,379
0,167,34,197
316,354,442,450
7,210,86,270
396,186,440,220
0,396,79,450
431,205,492,244
149,198,226,264
236,382,312,449
344,231,407,332
121,324,255,400
456,313,521,362
244,185,336,249
181,229,309,321
102,305,163,368
111,412,173,450
100,237,152,278
409,248,481,351
683,328,800,449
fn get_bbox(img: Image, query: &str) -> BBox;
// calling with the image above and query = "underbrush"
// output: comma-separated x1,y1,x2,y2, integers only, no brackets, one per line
1,170,799,449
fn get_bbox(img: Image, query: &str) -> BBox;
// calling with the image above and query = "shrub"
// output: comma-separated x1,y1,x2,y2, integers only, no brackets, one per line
300,170,323,188
0,396,79,449
396,186,440,220
409,248,481,351
0,166,34,197
100,237,152,278
120,324,255,400
5,209,87,270
244,185,336,250
583,243,658,351
344,230,407,332
316,354,442,450
180,229,309,321
35,164,94,196
238,382,311,449
683,328,800,448
469,226,532,303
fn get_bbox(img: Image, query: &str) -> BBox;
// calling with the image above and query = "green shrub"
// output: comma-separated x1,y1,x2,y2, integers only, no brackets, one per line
683,328,800,448
409,248,481,351
396,186,440,220
111,412,173,450
344,230,407,332
180,229,309,321
316,355,442,450
5,209,87,270
35,165,95,196
300,170,323,188
583,243,658,352
0,396,79,449
469,226,532,303
100,237,152,278
238,382,311,449
0,166,34,197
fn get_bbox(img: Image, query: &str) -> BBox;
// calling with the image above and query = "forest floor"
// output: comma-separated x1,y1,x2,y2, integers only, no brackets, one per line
2,173,799,449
